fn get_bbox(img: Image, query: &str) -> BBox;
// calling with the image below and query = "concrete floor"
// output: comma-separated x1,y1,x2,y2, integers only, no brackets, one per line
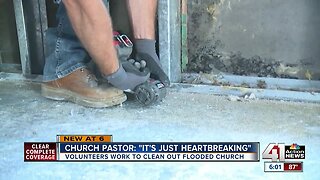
0,80,319,179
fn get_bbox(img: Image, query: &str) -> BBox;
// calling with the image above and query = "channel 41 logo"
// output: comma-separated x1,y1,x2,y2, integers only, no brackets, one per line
262,143,305,162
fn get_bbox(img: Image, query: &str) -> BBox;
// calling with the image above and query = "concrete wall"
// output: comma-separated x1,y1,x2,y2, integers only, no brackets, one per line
188,0,320,80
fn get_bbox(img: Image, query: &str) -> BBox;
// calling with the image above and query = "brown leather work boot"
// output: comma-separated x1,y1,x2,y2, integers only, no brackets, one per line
41,68,127,108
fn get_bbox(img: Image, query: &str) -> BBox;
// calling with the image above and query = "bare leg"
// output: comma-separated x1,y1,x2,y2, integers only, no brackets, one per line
63,0,118,75
126,0,157,40
126,0,170,85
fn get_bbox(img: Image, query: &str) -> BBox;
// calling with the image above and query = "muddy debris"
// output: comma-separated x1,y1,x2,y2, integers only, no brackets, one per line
257,80,267,89
227,93,258,102
188,49,281,78
244,93,257,100
227,95,241,102
182,73,220,85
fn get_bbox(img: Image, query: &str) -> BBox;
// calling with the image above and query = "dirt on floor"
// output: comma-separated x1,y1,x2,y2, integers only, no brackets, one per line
0,80,320,179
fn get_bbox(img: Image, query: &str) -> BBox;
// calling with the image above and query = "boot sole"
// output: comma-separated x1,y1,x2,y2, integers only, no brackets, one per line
41,85,127,108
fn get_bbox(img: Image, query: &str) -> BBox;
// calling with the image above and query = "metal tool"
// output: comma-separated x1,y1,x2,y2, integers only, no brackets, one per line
134,79,167,106
114,31,167,106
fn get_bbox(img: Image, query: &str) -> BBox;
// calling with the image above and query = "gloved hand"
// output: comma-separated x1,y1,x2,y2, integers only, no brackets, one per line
103,62,150,92
135,39,170,86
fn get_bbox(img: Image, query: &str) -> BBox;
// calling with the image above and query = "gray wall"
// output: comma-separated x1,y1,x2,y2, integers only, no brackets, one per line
0,0,20,65
188,0,320,80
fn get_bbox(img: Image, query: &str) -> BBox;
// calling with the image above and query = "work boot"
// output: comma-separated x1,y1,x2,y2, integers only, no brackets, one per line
41,68,127,108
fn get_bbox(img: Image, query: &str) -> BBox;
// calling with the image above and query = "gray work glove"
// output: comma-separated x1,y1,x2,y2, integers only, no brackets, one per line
135,39,170,86
104,62,150,92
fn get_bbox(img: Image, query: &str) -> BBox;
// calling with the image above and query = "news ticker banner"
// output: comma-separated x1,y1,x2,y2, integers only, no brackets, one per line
24,135,259,162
